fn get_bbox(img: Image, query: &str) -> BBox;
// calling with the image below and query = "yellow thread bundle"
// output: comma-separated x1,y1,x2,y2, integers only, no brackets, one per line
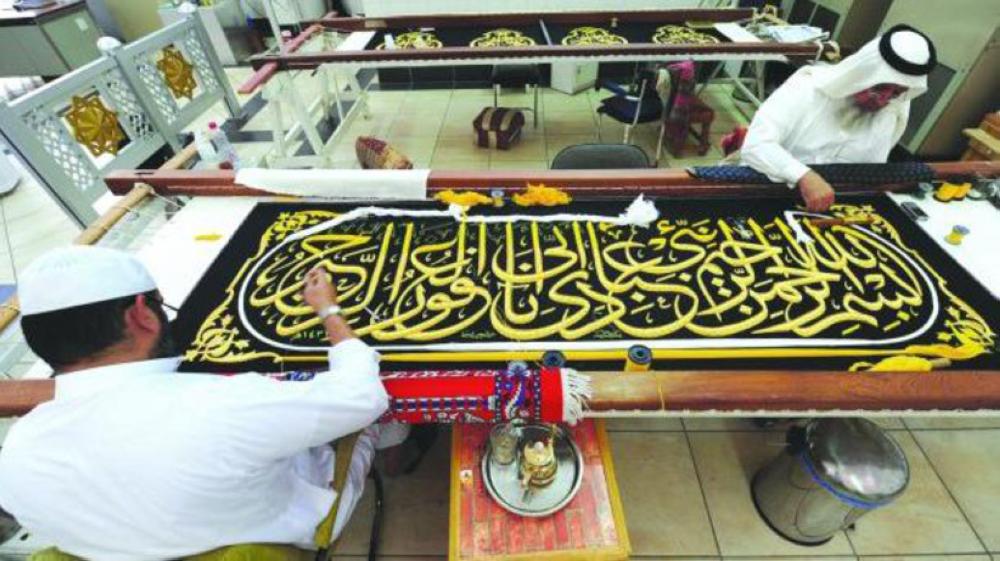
513,183,572,207
434,189,494,208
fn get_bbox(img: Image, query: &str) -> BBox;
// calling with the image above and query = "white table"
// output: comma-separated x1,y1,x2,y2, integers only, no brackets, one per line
888,192,1000,300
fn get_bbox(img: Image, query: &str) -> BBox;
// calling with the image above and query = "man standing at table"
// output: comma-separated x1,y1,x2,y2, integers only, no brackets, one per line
740,24,936,211
0,246,405,560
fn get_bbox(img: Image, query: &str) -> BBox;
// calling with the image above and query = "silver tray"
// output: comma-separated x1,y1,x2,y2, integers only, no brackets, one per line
480,423,584,517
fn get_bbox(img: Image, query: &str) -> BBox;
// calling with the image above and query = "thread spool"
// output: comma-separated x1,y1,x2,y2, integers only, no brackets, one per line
625,345,652,372
953,182,972,201
945,225,969,245
490,188,505,208
541,351,566,368
935,182,967,202
914,182,934,200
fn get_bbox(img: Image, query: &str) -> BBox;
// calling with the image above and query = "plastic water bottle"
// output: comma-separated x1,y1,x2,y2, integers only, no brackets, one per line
194,128,220,167
207,121,240,170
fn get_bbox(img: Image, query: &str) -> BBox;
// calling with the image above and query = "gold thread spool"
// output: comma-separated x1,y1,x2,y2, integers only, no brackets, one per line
945,225,969,245
625,344,652,372
935,182,962,202
490,188,505,208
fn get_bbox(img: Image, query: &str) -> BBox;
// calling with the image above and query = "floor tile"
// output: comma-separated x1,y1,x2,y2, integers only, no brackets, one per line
384,137,438,165
492,89,539,109
429,157,489,170
542,90,594,113
438,104,488,138
387,113,445,138
609,432,718,556
488,160,548,170
543,112,597,136
727,558,855,561
595,118,629,143
488,135,547,162
858,557,989,561
334,428,451,557
431,135,484,158
914,429,1000,551
687,432,855,556
604,417,683,431
338,112,398,139
904,417,1000,430
682,418,795,432
847,432,984,555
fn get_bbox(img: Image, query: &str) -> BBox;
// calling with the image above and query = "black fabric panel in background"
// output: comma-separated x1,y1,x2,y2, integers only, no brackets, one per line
174,195,1000,373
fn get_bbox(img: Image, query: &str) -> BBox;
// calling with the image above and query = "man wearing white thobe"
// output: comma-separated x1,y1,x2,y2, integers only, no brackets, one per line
740,24,936,211
0,246,405,560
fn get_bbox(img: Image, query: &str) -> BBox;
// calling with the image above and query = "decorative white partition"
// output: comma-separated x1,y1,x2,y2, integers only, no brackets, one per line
0,15,239,226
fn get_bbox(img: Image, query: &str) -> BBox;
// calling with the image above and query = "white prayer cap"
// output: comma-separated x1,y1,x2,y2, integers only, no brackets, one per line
19,246,157,316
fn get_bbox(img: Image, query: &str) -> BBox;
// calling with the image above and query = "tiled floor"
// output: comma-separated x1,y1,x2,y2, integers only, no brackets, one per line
326,419,1000,561
324,84,745,171
1,69,999,560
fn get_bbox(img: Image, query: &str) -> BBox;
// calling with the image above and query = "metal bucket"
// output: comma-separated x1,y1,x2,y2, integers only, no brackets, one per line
751,418,909,545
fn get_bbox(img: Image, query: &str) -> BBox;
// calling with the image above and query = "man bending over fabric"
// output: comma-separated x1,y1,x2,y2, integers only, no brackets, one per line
0,246,406,560
740,24,935,211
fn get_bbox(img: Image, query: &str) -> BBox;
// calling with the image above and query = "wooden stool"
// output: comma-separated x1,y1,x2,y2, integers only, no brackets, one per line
449,420,630,561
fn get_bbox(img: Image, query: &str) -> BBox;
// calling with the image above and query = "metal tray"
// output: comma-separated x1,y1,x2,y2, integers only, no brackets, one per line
480,423,584,517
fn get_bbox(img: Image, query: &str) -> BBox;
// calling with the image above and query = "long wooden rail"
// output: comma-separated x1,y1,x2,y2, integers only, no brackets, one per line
104,161,1000,198
3,370,1000,417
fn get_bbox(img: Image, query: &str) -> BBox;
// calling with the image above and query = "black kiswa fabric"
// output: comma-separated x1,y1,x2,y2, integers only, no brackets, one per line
174,196,1000,373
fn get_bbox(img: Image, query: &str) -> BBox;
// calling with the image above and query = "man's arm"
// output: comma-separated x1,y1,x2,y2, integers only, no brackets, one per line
217,266,389,460
740,73,835,212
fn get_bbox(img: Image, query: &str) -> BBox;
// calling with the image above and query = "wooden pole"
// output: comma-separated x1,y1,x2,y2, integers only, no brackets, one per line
4,370,1000,417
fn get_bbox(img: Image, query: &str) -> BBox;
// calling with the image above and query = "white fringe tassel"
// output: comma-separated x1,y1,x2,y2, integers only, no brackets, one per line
560,368,593,425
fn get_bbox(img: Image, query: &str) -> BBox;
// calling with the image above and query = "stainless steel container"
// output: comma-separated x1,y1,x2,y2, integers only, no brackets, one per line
752,418,909,545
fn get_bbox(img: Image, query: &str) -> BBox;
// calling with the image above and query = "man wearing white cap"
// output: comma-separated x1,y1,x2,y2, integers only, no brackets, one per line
0,246,406,560
740,24,936,211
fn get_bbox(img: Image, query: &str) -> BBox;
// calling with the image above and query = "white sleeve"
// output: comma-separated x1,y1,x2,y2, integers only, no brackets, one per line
215,338,389,460
740,73,814,187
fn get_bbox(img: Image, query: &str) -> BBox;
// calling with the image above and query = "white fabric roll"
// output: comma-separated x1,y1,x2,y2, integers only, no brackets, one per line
235,168,430,200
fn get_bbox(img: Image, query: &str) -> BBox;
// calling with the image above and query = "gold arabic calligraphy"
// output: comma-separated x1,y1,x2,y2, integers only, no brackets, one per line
260,209,952,342
185,204,995,366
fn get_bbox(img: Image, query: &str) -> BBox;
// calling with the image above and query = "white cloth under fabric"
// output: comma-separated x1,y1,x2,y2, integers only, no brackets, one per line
740,29,931,185
0,339,389,561
235,168,429,200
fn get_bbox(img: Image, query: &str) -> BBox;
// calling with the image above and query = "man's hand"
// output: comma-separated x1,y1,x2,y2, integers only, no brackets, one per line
303,265,356,344
797,170,835,212
303,265,338,313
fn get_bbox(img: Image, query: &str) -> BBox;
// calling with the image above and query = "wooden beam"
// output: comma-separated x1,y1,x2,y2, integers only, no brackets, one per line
251,41,827,70
103,161,1000,198
307,8,755,31
237,24,323,95
4,370,1000,417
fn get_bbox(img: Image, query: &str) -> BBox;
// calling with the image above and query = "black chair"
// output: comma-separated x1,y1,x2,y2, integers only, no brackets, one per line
491,64,540,128
550,143,651,169
595,71,664,144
